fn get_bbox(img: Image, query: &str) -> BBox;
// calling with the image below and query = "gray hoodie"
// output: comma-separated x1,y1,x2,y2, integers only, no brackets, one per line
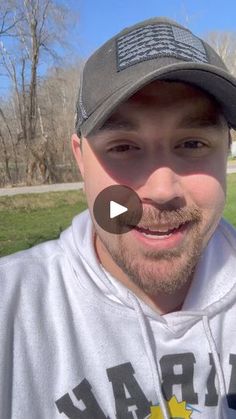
0,209,236,419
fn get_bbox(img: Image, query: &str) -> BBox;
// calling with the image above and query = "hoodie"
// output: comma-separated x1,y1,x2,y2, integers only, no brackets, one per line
0,209,236,419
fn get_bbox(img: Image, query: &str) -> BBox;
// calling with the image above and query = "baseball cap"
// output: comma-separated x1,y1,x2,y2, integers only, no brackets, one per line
76,17,236,137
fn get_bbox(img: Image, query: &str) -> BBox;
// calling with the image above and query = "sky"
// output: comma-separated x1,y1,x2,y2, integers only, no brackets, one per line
73,0,236,58
0,0,236,95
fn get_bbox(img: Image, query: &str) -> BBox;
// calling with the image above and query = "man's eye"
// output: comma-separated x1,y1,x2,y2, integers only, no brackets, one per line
108,144,140,153
177,140,207,149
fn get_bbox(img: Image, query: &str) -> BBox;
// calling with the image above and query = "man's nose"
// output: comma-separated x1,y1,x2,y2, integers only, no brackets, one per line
138,165,184,205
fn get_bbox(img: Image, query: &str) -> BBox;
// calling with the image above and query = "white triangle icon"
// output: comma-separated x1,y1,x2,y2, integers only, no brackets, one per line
110,201,128,219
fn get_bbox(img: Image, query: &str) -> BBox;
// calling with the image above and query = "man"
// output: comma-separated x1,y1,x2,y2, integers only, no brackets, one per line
0,17,236,419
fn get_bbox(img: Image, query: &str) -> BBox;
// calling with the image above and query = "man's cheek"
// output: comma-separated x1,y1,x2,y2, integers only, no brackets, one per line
186,176,226,210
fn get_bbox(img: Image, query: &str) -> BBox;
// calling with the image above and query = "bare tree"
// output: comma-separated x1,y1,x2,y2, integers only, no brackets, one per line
0,0,24,185
0,0,23,36
205,31,236,142
0,0,79,185
36,61,82,182
205,31,236,76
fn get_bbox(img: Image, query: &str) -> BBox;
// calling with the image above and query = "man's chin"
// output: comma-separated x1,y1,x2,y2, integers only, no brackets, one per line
112,230,203,295
116,256,197,295
95,223,203,295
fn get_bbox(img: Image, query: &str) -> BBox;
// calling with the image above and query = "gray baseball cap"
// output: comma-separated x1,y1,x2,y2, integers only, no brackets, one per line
76,17,236,137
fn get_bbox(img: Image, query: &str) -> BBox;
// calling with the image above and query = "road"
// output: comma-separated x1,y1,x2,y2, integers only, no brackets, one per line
0,182,84,197
0,163,235,197
227,162,236,173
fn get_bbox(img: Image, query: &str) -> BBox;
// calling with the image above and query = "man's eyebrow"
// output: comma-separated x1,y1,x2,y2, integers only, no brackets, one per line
99,117,137,132
177,113,225,129
96,111,226,135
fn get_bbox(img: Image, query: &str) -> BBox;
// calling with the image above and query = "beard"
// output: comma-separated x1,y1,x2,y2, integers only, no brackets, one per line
95,205,204,295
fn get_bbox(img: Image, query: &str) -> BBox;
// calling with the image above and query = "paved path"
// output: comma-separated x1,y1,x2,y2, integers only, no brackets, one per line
0,182,84,197
0,164,235,196
228,162,236,173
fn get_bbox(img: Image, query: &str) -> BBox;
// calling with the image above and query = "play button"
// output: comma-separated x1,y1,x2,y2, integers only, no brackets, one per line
93,185,143,234
110,201,128,219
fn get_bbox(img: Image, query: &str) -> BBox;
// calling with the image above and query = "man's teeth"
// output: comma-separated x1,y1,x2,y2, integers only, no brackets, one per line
135,224,184,239
141,231,173,239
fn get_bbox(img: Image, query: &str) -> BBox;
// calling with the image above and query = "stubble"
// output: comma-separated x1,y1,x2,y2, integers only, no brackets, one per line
96,206,204,295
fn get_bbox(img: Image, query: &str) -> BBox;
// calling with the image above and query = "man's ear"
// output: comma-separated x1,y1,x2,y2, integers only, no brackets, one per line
71,133,84,179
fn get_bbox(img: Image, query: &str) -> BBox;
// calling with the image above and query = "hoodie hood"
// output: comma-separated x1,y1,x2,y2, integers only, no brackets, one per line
59,209,236,334
59,209,236,419
1,209,236,418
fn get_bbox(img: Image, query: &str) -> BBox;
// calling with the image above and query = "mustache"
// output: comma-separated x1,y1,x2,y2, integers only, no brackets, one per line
116,206,202,227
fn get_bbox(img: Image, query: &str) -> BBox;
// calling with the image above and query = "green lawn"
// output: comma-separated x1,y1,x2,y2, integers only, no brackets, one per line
0,190,87,257
224,173,236,225
0,174,235,257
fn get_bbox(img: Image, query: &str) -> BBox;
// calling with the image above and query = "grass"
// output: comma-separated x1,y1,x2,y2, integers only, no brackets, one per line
0,190,87,257
224,173,236,225
0,174,235,257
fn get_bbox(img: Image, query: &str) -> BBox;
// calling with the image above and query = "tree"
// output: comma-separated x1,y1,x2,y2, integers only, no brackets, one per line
0,0,23,36
0,0,79,185
205,31,236,76
205,31,236,141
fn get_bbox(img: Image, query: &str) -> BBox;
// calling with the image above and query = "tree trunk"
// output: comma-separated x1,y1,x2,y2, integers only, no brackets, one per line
0,130,12,183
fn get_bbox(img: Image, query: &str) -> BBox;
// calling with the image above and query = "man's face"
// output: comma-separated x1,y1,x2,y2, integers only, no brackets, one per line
72,81,229,296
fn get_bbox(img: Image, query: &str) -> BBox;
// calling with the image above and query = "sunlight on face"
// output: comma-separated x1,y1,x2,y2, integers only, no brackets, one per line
74,81,229,297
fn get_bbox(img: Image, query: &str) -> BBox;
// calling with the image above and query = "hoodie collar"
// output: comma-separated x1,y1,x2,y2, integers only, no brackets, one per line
60,209,236,325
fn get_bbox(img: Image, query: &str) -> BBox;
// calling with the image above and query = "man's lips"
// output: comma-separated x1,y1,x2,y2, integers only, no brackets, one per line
129,221,189,235
135,225,182,235
129,221,192,248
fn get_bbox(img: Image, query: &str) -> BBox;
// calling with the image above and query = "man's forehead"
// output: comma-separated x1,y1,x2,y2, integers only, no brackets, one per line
98,81,226,133
122,80,221,108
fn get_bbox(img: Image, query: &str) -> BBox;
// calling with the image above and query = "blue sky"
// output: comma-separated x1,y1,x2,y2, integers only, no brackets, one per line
1,0,236,95
74,0,236,58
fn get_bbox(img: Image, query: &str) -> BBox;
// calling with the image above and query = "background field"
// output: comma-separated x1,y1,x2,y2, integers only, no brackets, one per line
0,190,87,256
0,173,235,257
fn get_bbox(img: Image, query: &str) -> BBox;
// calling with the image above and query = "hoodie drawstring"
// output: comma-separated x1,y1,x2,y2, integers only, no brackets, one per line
70,229,228,418
129,295,229,419
202,315,228,419
129,293,170,419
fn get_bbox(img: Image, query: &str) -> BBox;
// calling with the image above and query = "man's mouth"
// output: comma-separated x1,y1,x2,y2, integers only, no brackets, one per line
133,222,188,240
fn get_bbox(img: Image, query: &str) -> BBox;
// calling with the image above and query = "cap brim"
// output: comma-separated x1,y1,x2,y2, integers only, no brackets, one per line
80,62,236,137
